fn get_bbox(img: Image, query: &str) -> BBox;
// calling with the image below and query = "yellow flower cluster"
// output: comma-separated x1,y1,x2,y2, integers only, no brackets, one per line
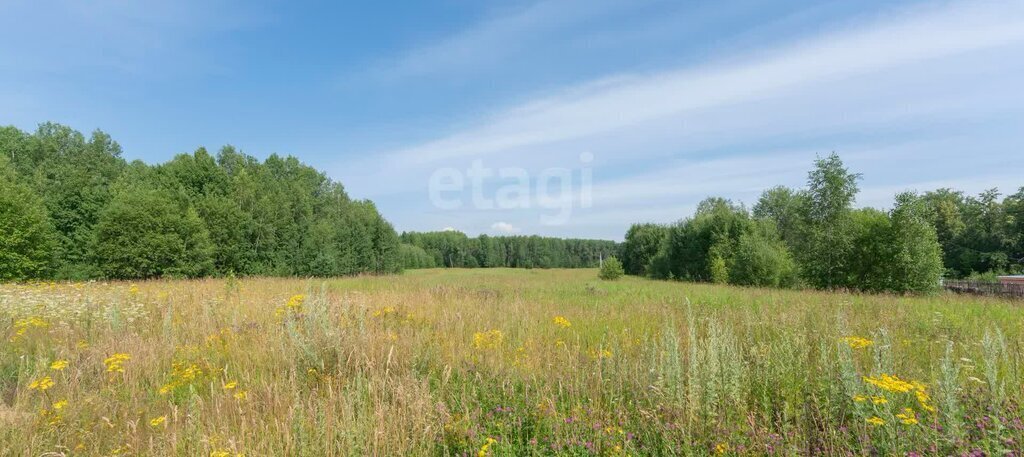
552,316,571,328
472,329,504,350
862,373,935,416
159,361,204,395
865,416,885,426
150,415,167,427
841,336,873,349
10,317,48,342
223,380,248,401
104,353,131,373
590,348,614,360
477,437,497,457
28,375,54,391
863,374,914,393
275,294,305,318
715,443,730,454
50,360,69,371
896,408,918,425
372,306,396,318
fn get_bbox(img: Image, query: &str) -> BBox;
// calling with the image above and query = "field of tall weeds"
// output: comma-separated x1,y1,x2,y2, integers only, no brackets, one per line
1,268,1022,455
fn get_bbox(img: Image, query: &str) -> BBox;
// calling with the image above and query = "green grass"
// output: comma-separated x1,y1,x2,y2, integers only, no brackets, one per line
2,268,1022,455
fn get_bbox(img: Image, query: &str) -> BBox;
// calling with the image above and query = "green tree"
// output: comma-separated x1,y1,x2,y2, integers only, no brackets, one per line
93,187,213,279
398,244,436,269
621,223,667,276
753,185,805,247
886,192,944,292
599,256,624,280
26,124,126,278
729,223,797,288
1007,188,1024,273
798,153,861,289
0,157,56,280
920,189,967,276
659,198,753,281
847,208,895,292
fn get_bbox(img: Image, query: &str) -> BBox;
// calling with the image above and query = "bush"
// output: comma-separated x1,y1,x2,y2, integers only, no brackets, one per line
93,187,213,279
729,228,797,288
621,223,667,276
0,158,57,280
599,256,624,280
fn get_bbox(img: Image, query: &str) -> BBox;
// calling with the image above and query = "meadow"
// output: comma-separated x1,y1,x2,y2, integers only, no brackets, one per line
2,268,1022,456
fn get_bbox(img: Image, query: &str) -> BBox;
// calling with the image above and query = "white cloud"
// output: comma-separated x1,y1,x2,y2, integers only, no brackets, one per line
381,0,1024,166
336,0,1024,239
441,226,459,232
490,221,522,234
363,0,634,81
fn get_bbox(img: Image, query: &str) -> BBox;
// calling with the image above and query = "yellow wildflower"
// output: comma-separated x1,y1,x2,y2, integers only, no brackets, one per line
715,443,730,454
104,353,131,373
841,336,873,349
275,294,306,318
865,416,885,426
896,408,918,425
52,399,68,410
28,375,54,391
223,381,238,390
853,395,867,402
478,437,497,457
150,415,167,427
50,360,69,371
552,316,572,328
863,374,914,393
234,390,248,401
915,389,936,413
871,396,888,404
472,329,504,350
10,317,48,342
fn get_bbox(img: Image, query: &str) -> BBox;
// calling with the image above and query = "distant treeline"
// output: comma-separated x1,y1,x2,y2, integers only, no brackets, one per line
1,123,402,280
620,154,1024,293
399,231,618,269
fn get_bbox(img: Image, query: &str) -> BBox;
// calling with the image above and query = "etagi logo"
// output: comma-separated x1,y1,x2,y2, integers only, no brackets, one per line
428,152,594,225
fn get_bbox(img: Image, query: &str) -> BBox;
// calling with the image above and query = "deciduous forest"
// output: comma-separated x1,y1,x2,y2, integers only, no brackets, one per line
2,124,1021,290
620,154,1023,293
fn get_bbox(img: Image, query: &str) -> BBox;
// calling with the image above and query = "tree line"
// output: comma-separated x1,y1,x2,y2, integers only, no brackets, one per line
620,154,1023,293
399,231,618,269
1,123,402,280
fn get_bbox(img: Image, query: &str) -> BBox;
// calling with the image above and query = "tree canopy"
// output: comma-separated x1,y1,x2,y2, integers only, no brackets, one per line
0,123,401,280
623,153,980,294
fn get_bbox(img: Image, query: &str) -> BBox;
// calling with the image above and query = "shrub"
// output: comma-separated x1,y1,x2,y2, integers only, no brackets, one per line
599,256,624,280
729,229,797,288
93,187,213,279
0,157,57,280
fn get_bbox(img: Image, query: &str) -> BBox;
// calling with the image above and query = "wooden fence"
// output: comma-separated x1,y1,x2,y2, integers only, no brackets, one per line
944,280,1024,299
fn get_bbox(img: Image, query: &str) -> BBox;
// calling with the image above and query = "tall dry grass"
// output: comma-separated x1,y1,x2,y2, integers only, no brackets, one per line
1,268,1022,455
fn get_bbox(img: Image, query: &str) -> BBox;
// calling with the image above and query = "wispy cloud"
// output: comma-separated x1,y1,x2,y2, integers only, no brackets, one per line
379,0,1024,166
362,0,646,81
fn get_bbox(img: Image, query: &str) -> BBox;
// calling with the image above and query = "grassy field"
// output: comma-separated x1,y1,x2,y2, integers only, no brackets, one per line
2,268,1022,456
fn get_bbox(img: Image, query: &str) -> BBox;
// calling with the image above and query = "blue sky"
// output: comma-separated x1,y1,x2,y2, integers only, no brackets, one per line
3,0,1023,240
